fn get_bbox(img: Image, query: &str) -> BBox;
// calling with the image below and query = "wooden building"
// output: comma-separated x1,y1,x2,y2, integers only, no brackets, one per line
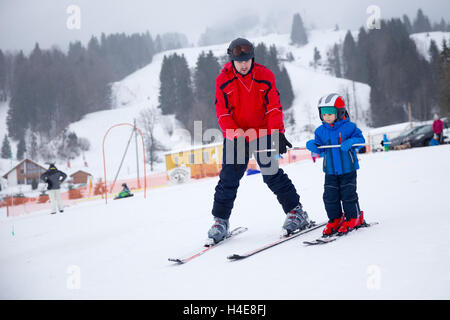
2,159,47,187
70,170,92,184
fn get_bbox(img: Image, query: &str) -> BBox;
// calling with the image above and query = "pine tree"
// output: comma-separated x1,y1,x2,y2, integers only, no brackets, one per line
342,31,358,80
173,54,195,129
158,53,194,132
0,49,6,101
193,51,221,130
1,135,11,159
327,44,342,78
278,66,294,110
413,9,432,33
402,15,413,34
313,47,321,69
254,43,294,109
255,43,268,66
290,13,308,46
429,40,441,109
7,51,30,141
16,136,26,160
439,39,450,116
159,55,177,115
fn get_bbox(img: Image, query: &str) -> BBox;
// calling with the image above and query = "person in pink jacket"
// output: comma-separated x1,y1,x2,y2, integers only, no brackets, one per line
432,114,444,144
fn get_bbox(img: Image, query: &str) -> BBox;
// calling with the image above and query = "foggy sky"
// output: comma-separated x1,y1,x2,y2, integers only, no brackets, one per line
1,0,449,53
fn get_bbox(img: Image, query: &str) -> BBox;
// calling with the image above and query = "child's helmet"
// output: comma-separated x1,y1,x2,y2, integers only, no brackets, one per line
317,93,348,122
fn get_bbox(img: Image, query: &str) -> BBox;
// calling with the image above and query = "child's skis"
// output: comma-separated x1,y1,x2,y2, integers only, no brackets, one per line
303,222,379,246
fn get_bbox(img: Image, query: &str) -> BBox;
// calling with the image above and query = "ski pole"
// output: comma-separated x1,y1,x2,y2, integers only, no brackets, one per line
254,143,367,153
317,143,366,149
253,146,306,153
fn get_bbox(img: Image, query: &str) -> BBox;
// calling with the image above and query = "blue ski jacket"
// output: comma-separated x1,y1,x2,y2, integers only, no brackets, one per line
306,119,365,175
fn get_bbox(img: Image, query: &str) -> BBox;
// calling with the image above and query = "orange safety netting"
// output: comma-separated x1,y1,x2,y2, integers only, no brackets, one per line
3,172,170,217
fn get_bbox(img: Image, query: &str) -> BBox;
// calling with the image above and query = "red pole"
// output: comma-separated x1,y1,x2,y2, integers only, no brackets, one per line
6,195,9,217
102,123,148,204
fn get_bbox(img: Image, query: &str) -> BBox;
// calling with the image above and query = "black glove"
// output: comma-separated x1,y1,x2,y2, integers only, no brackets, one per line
274,132,292,154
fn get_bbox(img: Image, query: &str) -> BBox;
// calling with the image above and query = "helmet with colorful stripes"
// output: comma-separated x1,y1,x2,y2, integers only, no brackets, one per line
317,93,348,122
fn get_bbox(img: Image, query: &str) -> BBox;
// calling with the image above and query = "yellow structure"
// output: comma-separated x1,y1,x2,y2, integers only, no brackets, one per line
164,143,223,179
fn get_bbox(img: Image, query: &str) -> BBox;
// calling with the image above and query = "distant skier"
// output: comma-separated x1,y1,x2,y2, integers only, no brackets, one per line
381,134,390,151
207,37,310,244
432,114,444,144
114,183,133,199
306,94,366,236
40,163,67,214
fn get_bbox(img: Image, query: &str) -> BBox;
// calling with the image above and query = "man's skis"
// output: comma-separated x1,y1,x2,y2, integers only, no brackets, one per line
168,227,248,264
227,221,326,261
303,222,379,246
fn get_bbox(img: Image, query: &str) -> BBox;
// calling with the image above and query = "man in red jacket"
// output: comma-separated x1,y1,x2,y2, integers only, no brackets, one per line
433,114,444,144
206,38,310,244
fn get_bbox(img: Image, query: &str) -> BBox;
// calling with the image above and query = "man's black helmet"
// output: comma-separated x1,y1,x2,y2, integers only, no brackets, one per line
227,38,254,61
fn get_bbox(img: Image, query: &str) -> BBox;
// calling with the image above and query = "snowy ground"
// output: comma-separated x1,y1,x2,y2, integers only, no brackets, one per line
1,144,449,299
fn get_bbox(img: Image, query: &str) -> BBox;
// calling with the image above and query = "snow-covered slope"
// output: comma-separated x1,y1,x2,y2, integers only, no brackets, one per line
1,144,449,299
410,31,450,61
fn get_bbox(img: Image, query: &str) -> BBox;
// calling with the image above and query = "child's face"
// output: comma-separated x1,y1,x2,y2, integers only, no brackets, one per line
323,113,337,124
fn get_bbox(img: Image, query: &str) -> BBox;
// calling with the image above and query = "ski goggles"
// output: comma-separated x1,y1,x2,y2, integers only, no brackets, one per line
320,107,337,115
230,44,252,57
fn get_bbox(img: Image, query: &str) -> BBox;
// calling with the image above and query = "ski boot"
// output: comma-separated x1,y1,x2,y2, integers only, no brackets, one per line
282,204,311,236
206,217,229,246
338,211,365,235
323,214,345,237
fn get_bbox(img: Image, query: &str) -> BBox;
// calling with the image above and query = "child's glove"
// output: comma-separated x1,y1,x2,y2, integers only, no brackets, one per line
306,140,320,153
341,139,357,152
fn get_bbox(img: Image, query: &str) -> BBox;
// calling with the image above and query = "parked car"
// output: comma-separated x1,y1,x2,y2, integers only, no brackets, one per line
443,127,450,144
442,121,450,144
405,124,436,148
389,126,425,150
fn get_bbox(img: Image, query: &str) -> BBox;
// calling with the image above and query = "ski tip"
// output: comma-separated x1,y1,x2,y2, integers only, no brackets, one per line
168,258,184,264
227,254,244,261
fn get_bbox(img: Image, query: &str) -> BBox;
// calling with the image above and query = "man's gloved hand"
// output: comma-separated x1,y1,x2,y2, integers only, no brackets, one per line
306,140,320,154
274,132,292,154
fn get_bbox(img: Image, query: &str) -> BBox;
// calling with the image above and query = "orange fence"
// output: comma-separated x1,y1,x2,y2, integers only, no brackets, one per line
2,149,316,217
3,172,170,217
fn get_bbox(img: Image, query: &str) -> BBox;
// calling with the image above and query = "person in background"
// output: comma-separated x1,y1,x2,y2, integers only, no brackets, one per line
432,114,444,144
40,163,67,214
381,134,390,152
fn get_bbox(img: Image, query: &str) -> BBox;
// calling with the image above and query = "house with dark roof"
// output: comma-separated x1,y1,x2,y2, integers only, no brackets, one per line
2,159,47,187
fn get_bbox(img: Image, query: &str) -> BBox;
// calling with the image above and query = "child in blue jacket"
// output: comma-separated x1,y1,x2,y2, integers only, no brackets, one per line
306,93,366,236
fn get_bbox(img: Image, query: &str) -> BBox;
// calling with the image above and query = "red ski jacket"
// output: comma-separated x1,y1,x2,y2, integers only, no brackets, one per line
215,61,285,141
